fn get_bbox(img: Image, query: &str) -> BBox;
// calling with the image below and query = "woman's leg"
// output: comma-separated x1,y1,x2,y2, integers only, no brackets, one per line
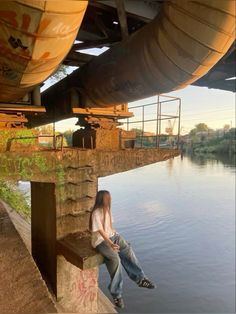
113,233,146,284
95,240,123,298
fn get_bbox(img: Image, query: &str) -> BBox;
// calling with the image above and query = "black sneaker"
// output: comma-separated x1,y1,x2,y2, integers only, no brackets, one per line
138,277,156,289
113,296,125,308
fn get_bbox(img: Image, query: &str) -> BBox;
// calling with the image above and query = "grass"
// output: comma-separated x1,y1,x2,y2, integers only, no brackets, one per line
0,181,30,220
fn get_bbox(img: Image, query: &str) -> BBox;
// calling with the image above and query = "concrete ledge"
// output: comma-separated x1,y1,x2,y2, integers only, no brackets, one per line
0,201,57,313
57,231,104,270
0,148,180,182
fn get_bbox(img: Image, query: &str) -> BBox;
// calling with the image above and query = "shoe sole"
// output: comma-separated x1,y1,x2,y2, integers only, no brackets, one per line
138,284,156,289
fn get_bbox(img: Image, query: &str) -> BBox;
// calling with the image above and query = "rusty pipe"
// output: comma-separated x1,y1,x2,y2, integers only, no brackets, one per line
0,0,88,103
79,0,235,107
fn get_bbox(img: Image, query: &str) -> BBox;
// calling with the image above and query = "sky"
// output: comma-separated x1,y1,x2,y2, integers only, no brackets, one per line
127,85,235,135
42,48,235,136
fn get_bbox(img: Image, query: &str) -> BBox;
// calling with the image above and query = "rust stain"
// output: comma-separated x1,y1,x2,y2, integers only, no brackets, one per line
21,14,31,31
37,18,51,35
0,10,18,27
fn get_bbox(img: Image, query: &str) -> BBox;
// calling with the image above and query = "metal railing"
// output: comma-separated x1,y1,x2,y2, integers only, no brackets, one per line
119,94,181,149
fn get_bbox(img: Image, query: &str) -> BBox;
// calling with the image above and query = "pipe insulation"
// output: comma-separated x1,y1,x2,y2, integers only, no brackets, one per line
0,0,88,102
79,0,235,107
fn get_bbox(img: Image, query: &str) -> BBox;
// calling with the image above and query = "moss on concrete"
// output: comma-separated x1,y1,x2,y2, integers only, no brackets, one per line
0,152,50,181
0,129,37,144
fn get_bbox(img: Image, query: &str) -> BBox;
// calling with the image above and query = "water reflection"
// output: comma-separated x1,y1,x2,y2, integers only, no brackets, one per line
187,152,235,167
98,153,235,313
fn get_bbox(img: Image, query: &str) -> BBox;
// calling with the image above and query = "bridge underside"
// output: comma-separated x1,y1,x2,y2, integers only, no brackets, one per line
56,1,236,93
0,0,235,128
0,1,234,312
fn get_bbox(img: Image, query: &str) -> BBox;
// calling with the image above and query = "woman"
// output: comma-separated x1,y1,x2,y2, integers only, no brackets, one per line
89,190,156,309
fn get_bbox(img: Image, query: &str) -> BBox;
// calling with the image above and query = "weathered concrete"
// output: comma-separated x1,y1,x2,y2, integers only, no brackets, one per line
57,255,99,313
0,146,179,312
1,200,116,313
0,148,179,181
0,201,57,313
57,231,104,270
73,128,121,150
3,200,31,252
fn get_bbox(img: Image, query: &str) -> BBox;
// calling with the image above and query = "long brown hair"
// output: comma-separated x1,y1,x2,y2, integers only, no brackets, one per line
89,190,113,231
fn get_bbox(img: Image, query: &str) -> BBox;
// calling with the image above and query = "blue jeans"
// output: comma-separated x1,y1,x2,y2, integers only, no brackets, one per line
95,232,146,298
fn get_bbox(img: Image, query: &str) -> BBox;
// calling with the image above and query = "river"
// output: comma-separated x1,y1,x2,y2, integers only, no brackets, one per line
98,153,235,313
17,153,235,313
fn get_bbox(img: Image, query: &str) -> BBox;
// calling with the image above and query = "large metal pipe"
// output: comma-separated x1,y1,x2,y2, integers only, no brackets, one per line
79,0,235,107
0,0,88,103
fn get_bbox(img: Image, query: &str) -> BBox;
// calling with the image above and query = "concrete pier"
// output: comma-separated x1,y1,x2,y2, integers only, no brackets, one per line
0,130,180,312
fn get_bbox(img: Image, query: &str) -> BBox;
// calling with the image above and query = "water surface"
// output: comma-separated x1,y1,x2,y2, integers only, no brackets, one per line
98,154,235,313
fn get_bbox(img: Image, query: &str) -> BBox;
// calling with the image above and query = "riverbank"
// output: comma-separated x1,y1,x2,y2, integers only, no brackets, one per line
0,181,30,220
182,126,236,155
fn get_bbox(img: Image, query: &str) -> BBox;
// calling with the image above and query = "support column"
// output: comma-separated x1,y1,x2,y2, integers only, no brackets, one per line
57,256,99,312
30,152,100,313
55,163,99,313
31,182,57,295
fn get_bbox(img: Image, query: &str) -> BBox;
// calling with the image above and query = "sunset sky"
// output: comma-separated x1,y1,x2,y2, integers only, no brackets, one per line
48,83,235,135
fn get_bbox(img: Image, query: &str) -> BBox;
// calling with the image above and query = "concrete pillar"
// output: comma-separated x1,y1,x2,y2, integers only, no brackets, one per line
57,256,99,312
31,164,99,313
55,163,99,312
31,182,57,294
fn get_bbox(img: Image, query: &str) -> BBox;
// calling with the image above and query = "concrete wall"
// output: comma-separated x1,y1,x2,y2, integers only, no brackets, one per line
0,201,57,313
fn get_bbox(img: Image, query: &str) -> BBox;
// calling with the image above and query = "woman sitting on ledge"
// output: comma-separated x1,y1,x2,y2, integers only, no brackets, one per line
89,190,156,309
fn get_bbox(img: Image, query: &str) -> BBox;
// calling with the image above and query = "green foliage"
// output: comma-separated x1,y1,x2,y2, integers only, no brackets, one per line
35,124,54,135
0,129,37,147
189,123,214,137
48,65,69,83
63,130,73,146
0,181,30,220
188,127,236,155
130,128,143,136
34,124,69,148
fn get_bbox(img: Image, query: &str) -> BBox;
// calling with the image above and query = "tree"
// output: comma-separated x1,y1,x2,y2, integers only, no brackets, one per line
195,123,209,132
63,130,73,146
130,128,142,136
35,124,54,135
49,65,69,84
34,124,69,147
223,124,230,131
189,123,210,137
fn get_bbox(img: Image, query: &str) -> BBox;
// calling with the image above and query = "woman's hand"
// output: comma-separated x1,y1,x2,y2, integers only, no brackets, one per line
98,228,120,252
109,242,120,252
